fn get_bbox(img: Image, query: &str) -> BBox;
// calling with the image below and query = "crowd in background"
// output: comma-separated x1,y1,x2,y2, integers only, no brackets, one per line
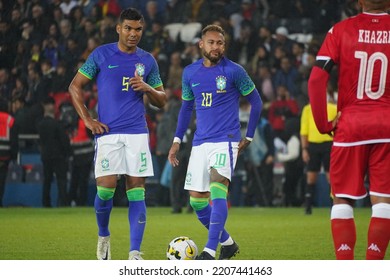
0,0,360,208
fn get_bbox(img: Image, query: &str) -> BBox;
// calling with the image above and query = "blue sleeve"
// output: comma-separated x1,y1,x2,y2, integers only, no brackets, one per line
234,63,256,96
146,57,163,88
174,100,194,140
245,88,262,138
181,68,194,101
79,51,99,79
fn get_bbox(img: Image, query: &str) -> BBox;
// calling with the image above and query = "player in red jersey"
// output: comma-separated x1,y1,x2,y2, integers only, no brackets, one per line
308,0,390,260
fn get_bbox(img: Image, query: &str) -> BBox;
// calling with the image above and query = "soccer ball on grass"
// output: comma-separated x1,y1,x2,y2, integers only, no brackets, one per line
166,236,198,260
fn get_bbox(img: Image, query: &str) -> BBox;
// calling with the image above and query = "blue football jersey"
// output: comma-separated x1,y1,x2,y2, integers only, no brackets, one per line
79,43,163,136
182,57,255,145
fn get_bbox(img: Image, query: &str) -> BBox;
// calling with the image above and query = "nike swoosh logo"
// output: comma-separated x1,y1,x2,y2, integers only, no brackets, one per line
108,65,119,69
138,167,147,173
191,83,200,87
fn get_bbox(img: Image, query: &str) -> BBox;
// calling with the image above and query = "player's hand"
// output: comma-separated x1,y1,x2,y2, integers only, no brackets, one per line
332,111,341,129
84,118,109,135
238,138,251,156
168,143,180,167
327,111,341,137
129,70,150,92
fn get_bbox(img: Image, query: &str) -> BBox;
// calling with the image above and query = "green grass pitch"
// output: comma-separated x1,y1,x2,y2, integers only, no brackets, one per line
0,206,386,260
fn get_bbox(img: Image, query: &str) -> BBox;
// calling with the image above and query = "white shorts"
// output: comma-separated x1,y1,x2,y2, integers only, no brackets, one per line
184,142,239,192
94,134,154,178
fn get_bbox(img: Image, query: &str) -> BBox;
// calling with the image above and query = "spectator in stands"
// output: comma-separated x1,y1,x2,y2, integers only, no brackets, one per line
51,60,72,94
11,40,29,77
59,0,78,16
253,63,275,104
182,0,213,25
26,61,49,105
268,85,299,139
257,25,276,53
139,18,173,62
273,26,295,56
180,37,201,66
249,44,270,76
58,18,73,53
11,75,28,102
236,0,264,30
273,56,301,99
13,0,30,19
41,35,61,69
289,0,313,18
268,0,289,18
0,98,18,207
69,5,86,33
144,0,166,29
9,7,24,39
89,3,104,23
62,36,82,72
74,17,98,45
98,0,122,17
78,0,99,17
269,45,287,74
40,59,55,96
0,20,19,69
80,36,101,61
10,94,29,135
291,41,306,68
20,19,43,45
29,42,41,63
0,68,12,104
30,3,52,35
228,20,257,69
164,0,187,24
97,13,117,44
47,22,60,41
165,51,183,90
37,96,71,207
51,6,65,26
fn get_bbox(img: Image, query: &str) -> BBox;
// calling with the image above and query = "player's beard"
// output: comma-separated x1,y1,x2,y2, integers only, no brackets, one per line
203,49,223,64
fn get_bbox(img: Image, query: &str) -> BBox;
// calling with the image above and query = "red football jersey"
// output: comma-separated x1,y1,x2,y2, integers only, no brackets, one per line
316,12,390,146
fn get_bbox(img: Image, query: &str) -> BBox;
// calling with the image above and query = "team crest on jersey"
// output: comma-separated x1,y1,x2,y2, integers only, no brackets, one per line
216,75,227,93
135,63,145,77
101,158,110,171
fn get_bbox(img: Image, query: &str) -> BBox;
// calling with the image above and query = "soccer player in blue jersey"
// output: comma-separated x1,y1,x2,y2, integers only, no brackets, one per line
68,8,166,260
168,25,262,260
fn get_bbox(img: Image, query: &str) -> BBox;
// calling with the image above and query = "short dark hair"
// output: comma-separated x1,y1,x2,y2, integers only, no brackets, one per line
201,25,225,37
119,8,144,23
